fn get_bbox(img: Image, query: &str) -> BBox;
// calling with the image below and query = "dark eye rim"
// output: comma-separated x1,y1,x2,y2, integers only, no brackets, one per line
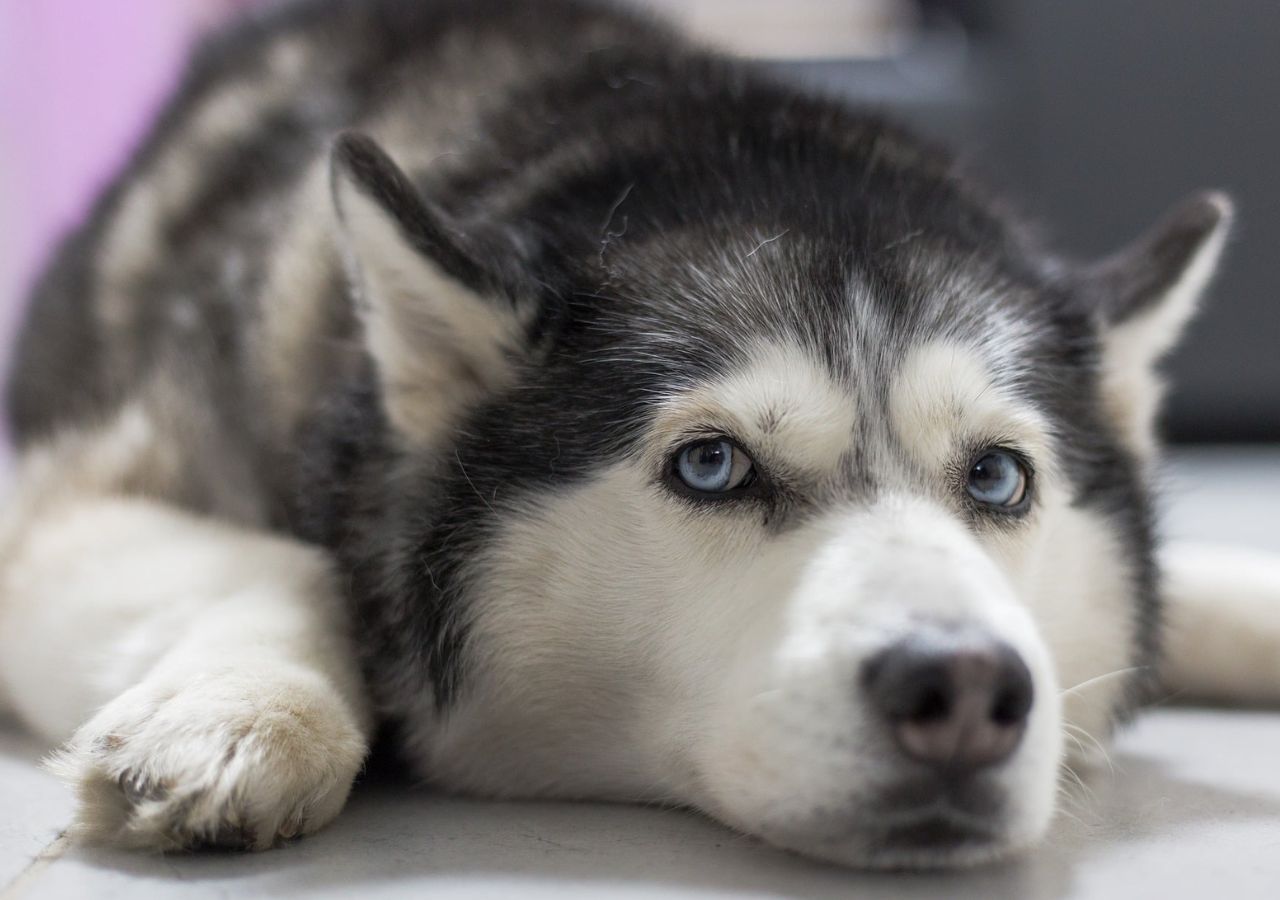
962,445,1035,517
664,435,768,503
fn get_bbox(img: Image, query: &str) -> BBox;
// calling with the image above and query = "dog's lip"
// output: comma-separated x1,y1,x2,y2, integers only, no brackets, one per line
866,800,1002,838
879,816,998,851
871,772,1007,822
770,795,1006,853
778,803,1007,869
865,813,1008,869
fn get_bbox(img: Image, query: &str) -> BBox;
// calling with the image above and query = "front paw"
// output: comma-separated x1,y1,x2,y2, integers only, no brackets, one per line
47,668,367,851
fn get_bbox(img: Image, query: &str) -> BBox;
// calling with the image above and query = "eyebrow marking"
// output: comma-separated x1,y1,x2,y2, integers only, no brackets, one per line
888,340,1053,472
651,340,857,480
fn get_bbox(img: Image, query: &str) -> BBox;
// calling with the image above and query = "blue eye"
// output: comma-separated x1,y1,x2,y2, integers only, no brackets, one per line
674,439,755,494
966,450,1029,508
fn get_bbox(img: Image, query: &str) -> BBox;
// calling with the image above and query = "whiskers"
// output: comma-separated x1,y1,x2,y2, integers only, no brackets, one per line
1056,665,1145,781
1063,719,1115,773
1059,666,1147,700
1052,781,1090,828
1054,693,1124,828
1055,734,1109,829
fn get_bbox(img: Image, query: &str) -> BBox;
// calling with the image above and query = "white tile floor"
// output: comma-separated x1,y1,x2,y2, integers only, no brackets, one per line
2,448,1279,899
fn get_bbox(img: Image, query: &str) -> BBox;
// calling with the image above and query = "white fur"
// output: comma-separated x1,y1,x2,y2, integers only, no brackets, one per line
1010,493,1136,754
1160,541,1280,703
889,340,1055,474
696,499,1063,867
408,340,1134,867
332,171,524,447
258,160,347,438
1101,195,1233,462
0,432,371,850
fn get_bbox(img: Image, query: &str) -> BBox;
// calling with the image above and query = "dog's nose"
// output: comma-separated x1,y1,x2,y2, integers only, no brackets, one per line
862,631,1033,773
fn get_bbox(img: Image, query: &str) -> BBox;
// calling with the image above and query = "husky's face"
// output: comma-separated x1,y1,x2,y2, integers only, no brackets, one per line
328,120,1230,867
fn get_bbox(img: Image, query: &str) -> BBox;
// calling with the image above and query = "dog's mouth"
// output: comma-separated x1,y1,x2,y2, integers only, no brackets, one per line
795,807,1012,870
868,805,1004,859
746,780,1017,869
873,773,1007,821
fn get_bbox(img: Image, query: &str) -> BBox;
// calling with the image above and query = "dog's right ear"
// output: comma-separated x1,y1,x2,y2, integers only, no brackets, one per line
329,132,526,447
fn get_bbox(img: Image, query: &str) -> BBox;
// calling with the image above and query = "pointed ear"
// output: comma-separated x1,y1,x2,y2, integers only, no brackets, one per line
330,132,527,447
1080,192,1234,460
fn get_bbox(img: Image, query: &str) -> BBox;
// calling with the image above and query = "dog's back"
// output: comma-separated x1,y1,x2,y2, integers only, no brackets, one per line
5,0,679,518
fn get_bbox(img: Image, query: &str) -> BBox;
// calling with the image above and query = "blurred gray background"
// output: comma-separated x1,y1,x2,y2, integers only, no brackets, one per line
767,0,1280,442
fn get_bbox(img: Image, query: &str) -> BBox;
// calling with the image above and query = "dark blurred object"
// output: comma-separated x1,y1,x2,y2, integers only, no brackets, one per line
657,0,1279,443
993,0,1280,443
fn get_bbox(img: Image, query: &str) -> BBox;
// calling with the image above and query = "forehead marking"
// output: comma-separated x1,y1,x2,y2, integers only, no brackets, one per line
652,341,856,477
889,340,1053,470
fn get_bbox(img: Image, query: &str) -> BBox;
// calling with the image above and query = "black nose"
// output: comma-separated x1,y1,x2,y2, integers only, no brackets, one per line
862,631,1033,774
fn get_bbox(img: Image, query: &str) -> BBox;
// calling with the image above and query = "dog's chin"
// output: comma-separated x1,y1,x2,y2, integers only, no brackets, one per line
718,786,1049,872
752,813,1033,871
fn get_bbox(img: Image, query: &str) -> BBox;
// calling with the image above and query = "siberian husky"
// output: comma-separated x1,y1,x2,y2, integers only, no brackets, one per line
1,0,1276,870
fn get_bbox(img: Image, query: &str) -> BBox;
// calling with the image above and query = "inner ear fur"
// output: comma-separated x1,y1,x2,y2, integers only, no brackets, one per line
1078,191,1234,460
329,132,527,448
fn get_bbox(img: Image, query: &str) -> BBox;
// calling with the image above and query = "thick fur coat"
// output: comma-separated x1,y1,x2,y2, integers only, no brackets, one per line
1,0,1274,869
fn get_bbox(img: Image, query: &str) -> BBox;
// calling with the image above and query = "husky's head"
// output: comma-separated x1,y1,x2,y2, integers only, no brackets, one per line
324,84,1230,867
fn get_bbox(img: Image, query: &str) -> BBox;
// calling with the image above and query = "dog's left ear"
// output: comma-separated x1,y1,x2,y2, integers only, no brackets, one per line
329,132,533,448
1079,192,1234,460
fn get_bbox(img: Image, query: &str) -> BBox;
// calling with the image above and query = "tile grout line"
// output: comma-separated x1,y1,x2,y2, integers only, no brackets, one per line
0,833,72,900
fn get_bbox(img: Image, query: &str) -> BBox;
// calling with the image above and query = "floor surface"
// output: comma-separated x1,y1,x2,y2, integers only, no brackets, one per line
2,447,1279,899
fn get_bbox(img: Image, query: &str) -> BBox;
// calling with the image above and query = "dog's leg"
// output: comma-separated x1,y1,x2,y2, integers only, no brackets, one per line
1159,541,1280,704
0,490,371,851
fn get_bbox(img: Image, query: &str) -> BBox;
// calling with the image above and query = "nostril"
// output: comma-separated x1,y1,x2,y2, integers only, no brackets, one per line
989,646,1034,727
991,687,1027,726
863,656,955,723
908,683,952,724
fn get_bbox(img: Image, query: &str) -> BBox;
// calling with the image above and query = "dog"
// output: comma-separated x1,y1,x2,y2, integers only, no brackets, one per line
1,0,1276,870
